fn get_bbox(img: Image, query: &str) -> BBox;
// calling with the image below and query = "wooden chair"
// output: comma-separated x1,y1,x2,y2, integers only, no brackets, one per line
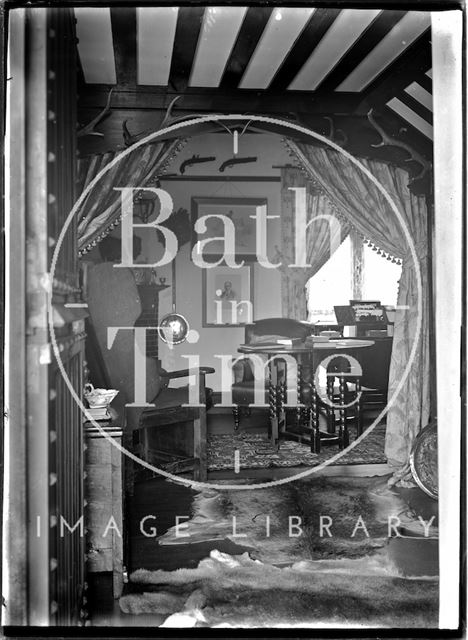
131,367,214,481
231,318,314,431
322,337,392,435
86,262,214,481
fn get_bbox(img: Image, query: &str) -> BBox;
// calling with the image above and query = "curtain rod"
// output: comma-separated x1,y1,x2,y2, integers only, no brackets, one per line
160,175,281,183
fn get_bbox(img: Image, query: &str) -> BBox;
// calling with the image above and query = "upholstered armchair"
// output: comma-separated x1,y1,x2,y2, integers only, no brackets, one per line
231,317,314,430
86,261,214,480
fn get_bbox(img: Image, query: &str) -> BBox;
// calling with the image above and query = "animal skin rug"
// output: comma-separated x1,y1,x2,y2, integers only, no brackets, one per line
120,549,438,628
155,476,423,564
121,476,438,627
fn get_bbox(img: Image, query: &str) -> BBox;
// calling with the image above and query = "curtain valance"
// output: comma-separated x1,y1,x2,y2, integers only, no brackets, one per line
77,138,185,255
286,140,429,263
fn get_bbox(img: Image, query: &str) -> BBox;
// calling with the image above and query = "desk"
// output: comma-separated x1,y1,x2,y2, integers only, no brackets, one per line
238,339,374,453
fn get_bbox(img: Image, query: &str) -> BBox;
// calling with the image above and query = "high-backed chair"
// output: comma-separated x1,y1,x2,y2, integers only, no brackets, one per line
86,262,214,480
231,318,314,430
244,317,314,344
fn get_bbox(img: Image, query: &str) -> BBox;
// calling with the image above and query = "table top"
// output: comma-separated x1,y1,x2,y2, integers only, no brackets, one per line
238,338,374,355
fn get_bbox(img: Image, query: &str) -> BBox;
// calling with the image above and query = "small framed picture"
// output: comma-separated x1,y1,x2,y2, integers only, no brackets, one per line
191,196,267,262
202,264,254,327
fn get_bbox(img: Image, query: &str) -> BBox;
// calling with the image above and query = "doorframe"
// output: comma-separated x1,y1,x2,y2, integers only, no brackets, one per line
3,7,28,626
3,8,51,626
432,10,464,631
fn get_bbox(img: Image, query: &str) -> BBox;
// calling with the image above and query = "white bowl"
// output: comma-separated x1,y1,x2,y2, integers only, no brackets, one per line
84,384,119,408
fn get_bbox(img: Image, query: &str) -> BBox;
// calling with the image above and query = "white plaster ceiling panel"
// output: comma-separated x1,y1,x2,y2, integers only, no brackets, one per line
289,9,381,91
336,12,431,92
239,7,315,89
137,7,179,86
74,7,116,84
189,7,248,88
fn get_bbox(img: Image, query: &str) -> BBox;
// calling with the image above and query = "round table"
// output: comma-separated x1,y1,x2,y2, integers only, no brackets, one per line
238,339,374,452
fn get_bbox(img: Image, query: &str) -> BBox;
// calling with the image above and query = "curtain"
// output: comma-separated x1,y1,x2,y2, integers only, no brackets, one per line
278,167,350,319
287,140,430,486
77,138,184,255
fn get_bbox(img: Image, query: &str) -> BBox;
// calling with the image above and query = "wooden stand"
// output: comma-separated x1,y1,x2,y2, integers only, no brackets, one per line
84,422,124,599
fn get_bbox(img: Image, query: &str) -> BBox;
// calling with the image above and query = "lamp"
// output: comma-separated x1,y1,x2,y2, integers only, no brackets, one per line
158,313,189,345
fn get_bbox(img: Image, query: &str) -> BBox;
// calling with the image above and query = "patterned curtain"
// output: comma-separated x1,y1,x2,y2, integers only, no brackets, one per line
287,140,430,486
278,167,350,320
77,138,185,255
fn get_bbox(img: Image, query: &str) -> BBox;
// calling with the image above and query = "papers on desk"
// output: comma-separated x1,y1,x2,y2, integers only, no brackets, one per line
304,336,330,346
331,339,374,348
250,336,304,347
245,340,290,348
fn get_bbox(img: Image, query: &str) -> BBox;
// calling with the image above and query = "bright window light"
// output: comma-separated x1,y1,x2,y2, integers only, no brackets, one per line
306,237,402,322
362,245,402,305
307,237,352,322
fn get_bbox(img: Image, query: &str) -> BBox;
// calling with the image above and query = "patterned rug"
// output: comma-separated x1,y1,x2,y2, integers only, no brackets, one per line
207,423,386,471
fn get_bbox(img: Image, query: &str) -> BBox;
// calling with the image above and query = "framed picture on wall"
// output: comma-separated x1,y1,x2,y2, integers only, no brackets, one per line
191,196,267,262
202,264,254,327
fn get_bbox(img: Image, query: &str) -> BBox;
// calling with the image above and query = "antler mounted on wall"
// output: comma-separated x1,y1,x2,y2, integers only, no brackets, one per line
367,109,431,185
77,88,114,138
322,116,348,148
122,96,187,147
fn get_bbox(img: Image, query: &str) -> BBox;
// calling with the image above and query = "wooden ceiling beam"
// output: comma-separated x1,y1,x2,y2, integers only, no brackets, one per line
316,10,406,92
219,6,273,90
268,8,340,91
78,85,364,115
396,91,433,124
110,7,137,86
418,73,433,94
168,6,205,93
359,30,432,112
76,108,432,194
32,0,459,8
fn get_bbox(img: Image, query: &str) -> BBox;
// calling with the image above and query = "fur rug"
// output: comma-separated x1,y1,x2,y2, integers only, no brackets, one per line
121,549,438,628
121,476,438,627
155,476,419,564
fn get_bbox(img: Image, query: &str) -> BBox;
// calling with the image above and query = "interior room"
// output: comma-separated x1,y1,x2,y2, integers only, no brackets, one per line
4,3,462,631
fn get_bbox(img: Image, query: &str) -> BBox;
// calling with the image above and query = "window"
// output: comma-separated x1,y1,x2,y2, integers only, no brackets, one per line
361,244,401,304
307,235,401,322
307,236,352,322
